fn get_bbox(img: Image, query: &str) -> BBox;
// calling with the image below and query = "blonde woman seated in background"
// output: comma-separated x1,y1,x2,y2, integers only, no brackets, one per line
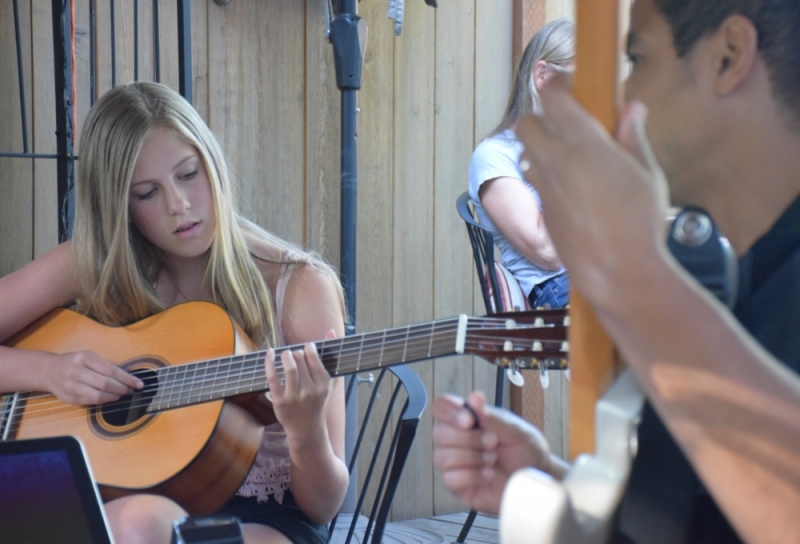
469,19,574,309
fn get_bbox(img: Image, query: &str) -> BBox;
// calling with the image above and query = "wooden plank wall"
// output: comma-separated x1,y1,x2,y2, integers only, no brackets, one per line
0,0,580,520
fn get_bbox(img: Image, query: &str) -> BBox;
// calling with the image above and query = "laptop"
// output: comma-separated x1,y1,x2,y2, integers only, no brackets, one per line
0,435,115,544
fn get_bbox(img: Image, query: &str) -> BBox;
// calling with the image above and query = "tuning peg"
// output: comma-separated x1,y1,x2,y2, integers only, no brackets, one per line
506,361,525,387
357,373,375,388
539,364,550,389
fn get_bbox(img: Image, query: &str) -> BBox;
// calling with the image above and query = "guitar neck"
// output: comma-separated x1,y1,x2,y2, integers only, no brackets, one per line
149,316,466,412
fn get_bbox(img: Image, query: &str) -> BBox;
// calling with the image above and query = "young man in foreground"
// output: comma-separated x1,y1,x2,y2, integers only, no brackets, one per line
433,1,800,542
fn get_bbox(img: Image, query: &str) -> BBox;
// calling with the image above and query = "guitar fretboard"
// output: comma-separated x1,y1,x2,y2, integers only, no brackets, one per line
148,316,463,412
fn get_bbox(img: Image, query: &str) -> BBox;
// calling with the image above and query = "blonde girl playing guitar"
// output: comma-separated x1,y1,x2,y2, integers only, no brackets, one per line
0,81,349,544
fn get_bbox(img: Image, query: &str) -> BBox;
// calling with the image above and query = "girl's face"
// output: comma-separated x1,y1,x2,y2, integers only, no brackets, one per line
128,127,216,263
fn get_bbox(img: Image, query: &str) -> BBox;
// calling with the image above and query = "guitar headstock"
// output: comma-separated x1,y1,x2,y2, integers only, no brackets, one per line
464,309,569,370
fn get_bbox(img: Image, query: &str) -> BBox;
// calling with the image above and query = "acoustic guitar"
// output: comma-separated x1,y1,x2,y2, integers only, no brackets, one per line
0,300,567,514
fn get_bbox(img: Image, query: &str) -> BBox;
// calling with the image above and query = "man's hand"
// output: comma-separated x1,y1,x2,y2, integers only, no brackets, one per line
432,390,560,515
514,75,672,312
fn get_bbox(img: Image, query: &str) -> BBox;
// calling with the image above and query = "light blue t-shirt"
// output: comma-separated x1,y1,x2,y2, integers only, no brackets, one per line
468,130,564,296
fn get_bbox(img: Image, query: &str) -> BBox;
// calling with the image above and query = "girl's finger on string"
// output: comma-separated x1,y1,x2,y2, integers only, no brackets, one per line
292,345,314,387
305,342,330,385
264,349,283,398
280,349,300,396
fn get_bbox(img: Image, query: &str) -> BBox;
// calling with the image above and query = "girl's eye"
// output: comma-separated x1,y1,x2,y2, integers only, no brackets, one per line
134,187,157,200
180,170,198,181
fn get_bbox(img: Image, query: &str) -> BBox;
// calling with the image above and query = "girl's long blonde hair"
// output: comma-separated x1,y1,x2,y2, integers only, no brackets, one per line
493,18,575,135
73,81,343,347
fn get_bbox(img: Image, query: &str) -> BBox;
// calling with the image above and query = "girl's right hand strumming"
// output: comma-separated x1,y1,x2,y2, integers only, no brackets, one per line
44,350,144,405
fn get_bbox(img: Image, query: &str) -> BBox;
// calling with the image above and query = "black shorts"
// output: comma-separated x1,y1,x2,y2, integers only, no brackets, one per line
216,491,328,544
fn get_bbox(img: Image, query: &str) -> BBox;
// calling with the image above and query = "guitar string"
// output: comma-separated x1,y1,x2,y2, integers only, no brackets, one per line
5,320,569,429
12,323,568,413
6,323,568,425
4,325,569,430
13,315,567,407
3,339,570,434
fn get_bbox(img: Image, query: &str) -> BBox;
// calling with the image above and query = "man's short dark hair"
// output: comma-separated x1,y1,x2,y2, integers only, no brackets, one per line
655,0,800,128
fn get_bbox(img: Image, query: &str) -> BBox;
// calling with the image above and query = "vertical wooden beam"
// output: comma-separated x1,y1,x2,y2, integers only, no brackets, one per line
568,0,621,460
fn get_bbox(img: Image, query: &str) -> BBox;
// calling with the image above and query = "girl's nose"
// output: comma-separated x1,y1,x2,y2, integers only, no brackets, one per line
165,184,190,215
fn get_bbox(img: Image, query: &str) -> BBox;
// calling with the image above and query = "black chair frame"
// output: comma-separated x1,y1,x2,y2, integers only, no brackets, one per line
454,190,511,542
456,191,508,316
329,364,427,544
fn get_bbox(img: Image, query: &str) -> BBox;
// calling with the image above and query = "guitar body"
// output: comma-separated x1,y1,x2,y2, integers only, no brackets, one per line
2,301,265,514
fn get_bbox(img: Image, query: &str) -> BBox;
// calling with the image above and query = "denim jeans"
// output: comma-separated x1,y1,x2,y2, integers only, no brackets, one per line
528,272,570,309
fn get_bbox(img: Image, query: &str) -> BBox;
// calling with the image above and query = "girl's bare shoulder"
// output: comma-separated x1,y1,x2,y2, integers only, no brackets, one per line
0,241,83,340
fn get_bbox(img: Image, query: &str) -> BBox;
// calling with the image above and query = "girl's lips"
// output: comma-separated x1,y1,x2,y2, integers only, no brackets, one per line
174,221,201,238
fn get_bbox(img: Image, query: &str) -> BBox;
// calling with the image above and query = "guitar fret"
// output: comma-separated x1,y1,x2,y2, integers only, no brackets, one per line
176,363,190,406
232,355,244,395
353,334,364,375
163,366,178,409
192,360,209,404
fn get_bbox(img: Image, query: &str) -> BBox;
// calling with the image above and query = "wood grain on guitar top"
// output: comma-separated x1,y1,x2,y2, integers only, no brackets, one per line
3,301,264,514
2,301,569,514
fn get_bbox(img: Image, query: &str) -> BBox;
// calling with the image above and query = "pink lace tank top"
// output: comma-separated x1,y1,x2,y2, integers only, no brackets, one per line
235,262,297,504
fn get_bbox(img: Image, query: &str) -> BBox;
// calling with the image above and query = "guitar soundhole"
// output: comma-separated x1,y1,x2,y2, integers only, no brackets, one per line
100,369,158,427
90,359,165,438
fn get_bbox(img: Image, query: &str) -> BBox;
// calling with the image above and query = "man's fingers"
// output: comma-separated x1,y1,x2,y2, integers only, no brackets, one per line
432,394,467,426
515,114,558,181
440,467,486,494
433,391,488,430
432,421,486,449
433,446,492,472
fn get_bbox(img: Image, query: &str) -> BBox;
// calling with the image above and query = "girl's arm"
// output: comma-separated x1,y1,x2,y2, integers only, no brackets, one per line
479,177,563,271
266,264,348,525
0,242,142,403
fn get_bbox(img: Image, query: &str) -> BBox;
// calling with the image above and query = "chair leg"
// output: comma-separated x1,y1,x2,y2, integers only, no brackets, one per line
455,367,505,543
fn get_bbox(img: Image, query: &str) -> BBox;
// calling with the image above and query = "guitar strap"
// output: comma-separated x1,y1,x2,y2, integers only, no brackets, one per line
615,196,800,544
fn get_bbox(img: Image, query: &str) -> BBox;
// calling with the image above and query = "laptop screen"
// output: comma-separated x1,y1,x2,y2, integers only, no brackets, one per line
0,436,114,544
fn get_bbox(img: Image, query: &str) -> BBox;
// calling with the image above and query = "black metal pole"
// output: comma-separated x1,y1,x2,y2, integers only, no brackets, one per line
52,0,75,242
177,0,192,104
330,0,363,337
330,0,365,515
13,0,29,154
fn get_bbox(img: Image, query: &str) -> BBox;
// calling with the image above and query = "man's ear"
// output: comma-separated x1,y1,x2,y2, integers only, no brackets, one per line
713,14,759,96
